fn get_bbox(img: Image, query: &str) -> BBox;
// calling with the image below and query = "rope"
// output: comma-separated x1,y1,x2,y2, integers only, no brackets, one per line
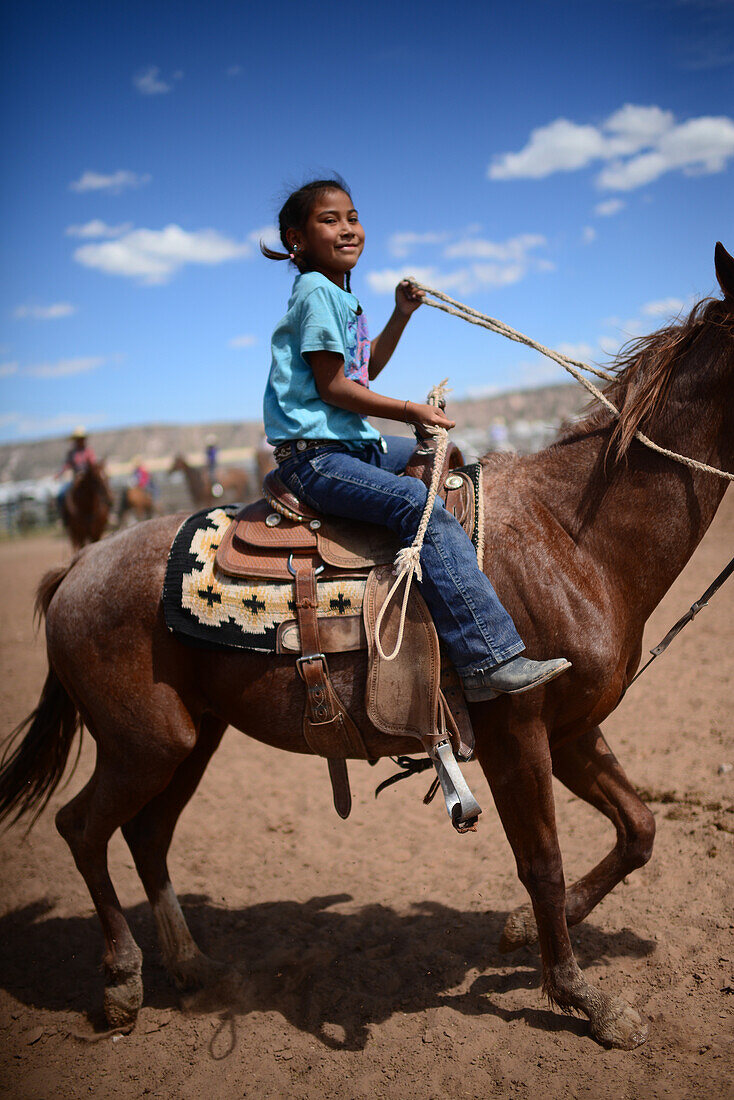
374,384,451,661
410,282,734,482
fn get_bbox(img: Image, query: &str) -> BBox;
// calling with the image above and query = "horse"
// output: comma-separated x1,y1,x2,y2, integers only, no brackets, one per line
60,461,112,550
1,244,732,1049
117,485,156,527
169,454,252,507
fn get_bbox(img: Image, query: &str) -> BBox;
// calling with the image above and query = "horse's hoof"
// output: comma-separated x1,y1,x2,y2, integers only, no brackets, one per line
499,904,537,952
171,952,227,991
591,997,648,1050
103,971,143,1030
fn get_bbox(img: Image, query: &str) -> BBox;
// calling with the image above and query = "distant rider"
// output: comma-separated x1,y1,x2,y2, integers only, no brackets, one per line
56,427,97,515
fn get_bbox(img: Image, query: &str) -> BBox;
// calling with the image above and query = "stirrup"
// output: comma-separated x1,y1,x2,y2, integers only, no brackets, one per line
427,739,481,833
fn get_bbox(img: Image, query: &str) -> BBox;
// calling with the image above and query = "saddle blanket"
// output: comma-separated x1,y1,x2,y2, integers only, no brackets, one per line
163,506,368,652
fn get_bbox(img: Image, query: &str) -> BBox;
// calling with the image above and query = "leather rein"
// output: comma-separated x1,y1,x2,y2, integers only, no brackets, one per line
624,552,734,693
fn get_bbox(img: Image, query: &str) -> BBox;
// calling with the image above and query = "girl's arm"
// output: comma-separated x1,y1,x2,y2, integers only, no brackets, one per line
308,351,454,431
368,280,424,380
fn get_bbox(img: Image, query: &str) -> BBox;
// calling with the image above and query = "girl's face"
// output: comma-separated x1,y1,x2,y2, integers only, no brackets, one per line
290,189,365,286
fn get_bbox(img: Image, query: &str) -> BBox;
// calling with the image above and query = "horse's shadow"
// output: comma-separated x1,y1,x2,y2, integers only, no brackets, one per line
0,895,656,1052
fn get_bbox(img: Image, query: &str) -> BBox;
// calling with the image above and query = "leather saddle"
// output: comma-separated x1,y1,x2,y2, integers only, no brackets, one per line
216,437,476,583
214,437,482,831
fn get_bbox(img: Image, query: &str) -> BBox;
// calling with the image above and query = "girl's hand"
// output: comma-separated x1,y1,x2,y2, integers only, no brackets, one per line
405,401,455,431
395,279,424,316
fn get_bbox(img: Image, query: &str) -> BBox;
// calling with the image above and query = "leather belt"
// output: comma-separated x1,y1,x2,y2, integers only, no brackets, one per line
274,439,338,464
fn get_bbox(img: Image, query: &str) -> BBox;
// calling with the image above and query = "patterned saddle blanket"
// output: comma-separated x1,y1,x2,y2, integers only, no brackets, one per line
163,505,372,652
162,462,483,654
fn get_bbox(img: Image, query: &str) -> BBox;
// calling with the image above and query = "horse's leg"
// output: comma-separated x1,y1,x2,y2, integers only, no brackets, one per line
501,726,655,952
474,708,647,1049
121,714,227,989
55,725,195,1028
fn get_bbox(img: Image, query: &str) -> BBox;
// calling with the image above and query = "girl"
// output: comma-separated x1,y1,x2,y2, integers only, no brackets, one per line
262,178,570,700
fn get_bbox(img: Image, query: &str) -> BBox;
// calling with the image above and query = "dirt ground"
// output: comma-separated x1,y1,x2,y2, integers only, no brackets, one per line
0,498,732,1100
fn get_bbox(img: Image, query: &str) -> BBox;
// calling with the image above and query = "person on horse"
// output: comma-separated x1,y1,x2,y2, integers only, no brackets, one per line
56,427,97,515
205,435,218,482
131,456,153,494
261,178,570,700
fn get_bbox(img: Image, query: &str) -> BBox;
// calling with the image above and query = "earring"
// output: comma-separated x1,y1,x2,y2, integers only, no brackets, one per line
289,243,299,260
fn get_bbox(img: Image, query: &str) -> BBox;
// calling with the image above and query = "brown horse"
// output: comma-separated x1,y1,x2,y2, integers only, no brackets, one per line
2,244,733,1048
117,485,156,526
169,454,252,507
60,461,112,549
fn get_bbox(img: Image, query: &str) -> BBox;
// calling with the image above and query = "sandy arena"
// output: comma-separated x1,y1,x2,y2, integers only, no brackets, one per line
0,499,732,1099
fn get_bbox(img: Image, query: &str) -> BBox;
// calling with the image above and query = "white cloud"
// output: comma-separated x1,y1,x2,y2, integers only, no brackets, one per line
133,66,173,95
388,231,449,258
444,233,546,261
14,303,76,320
368,232,551,296
599,295,690,356
0,411,108,439
366,266,438,295
597,115,734,190
582,226,597,244
557,342,596,361
229,334,258,348
248,225,281,250
0,362,19,377
70,170,150,194
489,119,607,180
642,297,686,317
25,356,107,379
603,105,674,154
508,358,569,389
595,198,625,216
66,220,133,238
598,335,622,356
488,105,734,191
367,262,534,296
73,225,252,285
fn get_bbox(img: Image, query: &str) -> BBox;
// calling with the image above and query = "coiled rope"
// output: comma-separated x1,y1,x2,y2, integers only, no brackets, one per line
374,380,450,661
410,282,734,482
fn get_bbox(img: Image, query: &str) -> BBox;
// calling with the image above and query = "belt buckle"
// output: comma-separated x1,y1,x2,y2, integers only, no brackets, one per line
296,652,329,680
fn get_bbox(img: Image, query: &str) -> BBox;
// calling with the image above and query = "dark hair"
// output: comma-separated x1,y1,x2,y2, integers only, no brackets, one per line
261,176,355,291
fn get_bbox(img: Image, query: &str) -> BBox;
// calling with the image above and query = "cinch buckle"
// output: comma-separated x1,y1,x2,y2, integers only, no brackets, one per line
296,652,329,681
287,554,325,577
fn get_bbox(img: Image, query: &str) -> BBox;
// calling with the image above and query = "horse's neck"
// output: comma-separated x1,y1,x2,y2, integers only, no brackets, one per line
183,463,206,497
75,466,105,506
544,401,729,616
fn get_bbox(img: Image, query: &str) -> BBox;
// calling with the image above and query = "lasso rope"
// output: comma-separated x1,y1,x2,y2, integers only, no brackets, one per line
374,380,451,661
410,282,734,482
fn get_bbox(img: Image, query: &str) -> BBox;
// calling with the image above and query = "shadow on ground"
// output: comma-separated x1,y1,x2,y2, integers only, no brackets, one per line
0,894,656,1052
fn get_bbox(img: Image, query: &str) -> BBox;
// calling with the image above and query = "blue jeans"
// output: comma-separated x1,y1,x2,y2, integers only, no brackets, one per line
277,436,524,674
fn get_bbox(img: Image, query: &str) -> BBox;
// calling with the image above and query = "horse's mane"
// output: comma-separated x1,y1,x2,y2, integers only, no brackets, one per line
556,295,733,461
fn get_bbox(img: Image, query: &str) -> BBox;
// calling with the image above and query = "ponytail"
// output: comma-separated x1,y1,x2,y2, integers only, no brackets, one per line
259,242,291,263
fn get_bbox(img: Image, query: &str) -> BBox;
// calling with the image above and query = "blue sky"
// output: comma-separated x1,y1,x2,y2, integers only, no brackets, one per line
1,0,733,443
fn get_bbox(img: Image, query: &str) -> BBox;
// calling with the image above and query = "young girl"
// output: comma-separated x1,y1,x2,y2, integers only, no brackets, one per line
262,178,570,700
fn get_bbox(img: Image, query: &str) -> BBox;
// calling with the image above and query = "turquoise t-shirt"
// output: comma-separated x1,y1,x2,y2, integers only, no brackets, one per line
263,271,383,446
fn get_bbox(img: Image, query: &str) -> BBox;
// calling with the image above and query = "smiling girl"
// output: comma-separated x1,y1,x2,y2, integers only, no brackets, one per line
261,178,570,699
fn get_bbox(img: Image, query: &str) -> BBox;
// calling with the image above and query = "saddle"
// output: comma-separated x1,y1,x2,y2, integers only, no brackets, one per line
215,438,483,831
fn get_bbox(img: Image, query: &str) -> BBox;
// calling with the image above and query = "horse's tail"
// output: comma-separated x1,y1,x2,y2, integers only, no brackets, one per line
0,564,82,829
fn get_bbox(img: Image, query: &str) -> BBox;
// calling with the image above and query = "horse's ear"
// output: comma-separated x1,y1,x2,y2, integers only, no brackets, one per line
714,242,734,301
